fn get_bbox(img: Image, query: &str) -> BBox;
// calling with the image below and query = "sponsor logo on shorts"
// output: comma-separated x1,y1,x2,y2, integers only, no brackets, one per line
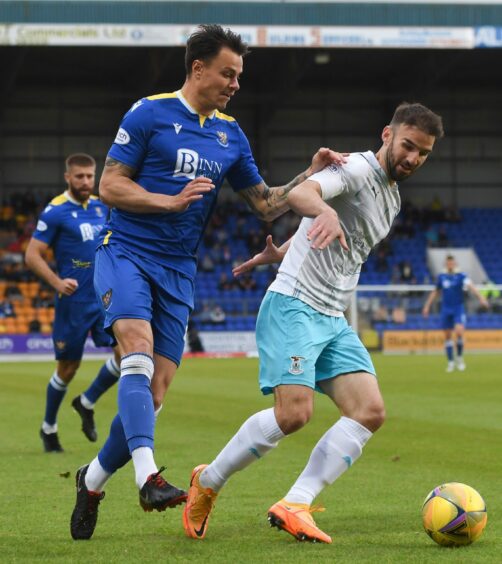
55,341,66,351
114,127,130,145
289,355,305,375
101,289,113,310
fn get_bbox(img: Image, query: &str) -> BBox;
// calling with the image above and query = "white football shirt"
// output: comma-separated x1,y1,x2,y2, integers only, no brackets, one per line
269,151,401,315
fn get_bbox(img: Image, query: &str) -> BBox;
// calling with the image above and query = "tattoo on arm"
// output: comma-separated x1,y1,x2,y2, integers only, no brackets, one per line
104,157,136,178
241,170,310,220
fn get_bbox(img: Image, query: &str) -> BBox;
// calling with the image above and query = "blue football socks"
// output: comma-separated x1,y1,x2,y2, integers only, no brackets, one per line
43,372,67,427
82,357,120,406
117,353,155,452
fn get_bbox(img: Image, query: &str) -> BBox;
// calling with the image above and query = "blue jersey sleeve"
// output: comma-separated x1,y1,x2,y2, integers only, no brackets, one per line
436,275,443,290
107,99,155,170
226,126,263,191
32,205,60,246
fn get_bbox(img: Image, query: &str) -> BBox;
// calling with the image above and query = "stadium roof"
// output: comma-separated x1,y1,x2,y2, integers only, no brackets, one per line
1,1,502,27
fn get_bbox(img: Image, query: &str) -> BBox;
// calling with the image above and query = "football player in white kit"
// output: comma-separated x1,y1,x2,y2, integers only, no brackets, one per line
183,103,444,543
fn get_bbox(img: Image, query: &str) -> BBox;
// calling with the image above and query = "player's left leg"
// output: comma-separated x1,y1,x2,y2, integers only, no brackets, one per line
72,307,121,441
41,299,87,452
285,372,384,505
183,292,321,540
40,358,80,453
443,327,455,372
72,347,121,442
268,318,382,544
454,311,466,371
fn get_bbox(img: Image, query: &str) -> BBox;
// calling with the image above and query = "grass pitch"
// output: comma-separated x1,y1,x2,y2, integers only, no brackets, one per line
0,354,501,563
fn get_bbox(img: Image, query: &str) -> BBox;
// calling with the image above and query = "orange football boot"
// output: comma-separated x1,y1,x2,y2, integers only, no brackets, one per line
268,499,332,543
182,464,218,539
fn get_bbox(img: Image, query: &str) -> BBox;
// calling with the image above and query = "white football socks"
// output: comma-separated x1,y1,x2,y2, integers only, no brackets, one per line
132,447,158,489
85,457,111,493
200,408,285,492
285,416,372,506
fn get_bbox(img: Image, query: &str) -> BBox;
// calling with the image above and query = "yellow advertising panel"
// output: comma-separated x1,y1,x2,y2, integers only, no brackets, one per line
383,330,502,353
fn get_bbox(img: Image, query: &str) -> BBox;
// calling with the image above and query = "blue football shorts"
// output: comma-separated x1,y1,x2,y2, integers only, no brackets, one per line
94,243,193,366
52,297,114,360
441,307,466,330
256,291,376,395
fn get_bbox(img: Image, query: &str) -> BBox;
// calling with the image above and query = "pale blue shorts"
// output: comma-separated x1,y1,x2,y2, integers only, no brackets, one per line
256,291,376,395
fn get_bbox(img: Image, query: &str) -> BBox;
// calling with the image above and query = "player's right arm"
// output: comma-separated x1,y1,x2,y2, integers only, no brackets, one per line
422,289,439,317
232,235,291,277
101,98,214,214
99,159,214,213
25,238,78,296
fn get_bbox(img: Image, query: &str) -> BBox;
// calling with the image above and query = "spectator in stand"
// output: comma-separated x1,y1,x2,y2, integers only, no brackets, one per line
395,260,417,284
209,304,226,324
5,284,23,301
187,319,205,353
425,225,439,247
218,272,236,291
375,248,389,273
29,319,42,333
0,298,16,318
237,273,258,291
437,226,449,248
200,253,215,273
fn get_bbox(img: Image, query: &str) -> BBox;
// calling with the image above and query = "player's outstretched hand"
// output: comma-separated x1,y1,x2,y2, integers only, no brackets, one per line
310,147,350,175
232,235,283,277
422,306,429,318
308,209,348,251
57,278,79,296
169,176,215,212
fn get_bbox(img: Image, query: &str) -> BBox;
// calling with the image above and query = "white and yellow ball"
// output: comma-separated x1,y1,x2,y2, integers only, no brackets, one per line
422,482,487,546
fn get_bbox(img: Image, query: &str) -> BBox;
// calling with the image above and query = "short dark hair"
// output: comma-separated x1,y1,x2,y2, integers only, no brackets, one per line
446,255,455,260
390,102,444,139
65,153,96,171
185,24,249,75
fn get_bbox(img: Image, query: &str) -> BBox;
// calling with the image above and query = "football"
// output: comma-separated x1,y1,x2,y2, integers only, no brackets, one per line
422,482,487,546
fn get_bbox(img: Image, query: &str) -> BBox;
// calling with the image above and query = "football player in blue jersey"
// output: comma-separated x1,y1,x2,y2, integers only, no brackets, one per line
25,153,121,453
70,24,345,540
423,255,488,372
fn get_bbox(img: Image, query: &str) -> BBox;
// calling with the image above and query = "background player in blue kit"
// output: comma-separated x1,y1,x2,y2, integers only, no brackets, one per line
25,153,121,453
70,24,345,540
423,255,488,372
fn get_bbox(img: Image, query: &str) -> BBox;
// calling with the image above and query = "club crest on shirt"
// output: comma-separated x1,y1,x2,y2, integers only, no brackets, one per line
216,131,229,148
95,207,103,217
55,341,66,351
289,355,305,375
101,289,113,310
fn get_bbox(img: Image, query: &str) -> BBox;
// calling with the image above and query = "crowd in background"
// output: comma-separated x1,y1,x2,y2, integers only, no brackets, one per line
0,188,472,335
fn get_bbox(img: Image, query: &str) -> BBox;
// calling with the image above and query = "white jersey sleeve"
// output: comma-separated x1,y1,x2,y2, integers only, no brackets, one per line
309,163,347,200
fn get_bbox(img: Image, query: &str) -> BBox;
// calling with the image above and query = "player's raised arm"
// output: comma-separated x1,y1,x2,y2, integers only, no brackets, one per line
287,180,348,251
100,157,215,214
238,148,348,222
25,237,78,296
232,235,291,277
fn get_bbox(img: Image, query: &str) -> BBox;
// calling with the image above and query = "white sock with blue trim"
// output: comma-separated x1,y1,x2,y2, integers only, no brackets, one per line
200,408,285,492
285,416,372,506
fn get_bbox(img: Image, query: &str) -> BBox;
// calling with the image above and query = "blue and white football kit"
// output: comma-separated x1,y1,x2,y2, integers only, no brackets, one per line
94,91,262,472
437,272,468,329
436,271,469,364
33,191,119,439
33,192,114,359
95,91,262,364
